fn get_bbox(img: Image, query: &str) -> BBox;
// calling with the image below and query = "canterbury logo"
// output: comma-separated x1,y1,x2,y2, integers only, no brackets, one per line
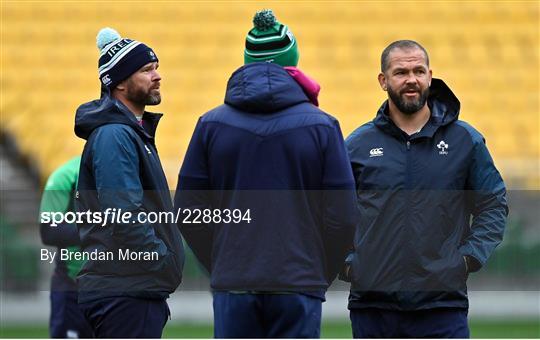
101,74,111,86
369,147,384,157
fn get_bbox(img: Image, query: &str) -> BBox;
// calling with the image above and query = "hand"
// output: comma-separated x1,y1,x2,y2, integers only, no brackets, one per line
463,256,469,273
338,263,352,282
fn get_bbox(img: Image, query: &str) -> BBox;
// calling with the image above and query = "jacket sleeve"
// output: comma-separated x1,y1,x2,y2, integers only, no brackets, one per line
40,222,80,248
39,160,80,247
459,133,508,272
174,119,212,273
91,126,169,271
321,121,358,283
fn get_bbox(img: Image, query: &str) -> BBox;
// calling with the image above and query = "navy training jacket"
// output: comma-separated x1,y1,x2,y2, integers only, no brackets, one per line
346,79,508,310
175,62,357,296
74,93,185,303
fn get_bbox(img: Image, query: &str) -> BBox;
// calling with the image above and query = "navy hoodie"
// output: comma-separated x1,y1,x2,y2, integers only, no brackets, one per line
74,93,184,303
346,79,508,310
175,62,357,296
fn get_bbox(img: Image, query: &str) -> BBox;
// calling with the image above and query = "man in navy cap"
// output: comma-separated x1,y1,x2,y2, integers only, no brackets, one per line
74,28,184,338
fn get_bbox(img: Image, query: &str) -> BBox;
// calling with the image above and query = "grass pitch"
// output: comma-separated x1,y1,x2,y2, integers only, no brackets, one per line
1,319,539,338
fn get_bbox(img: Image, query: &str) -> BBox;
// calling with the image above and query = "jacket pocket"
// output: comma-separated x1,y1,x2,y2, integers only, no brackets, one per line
419,251,467,292
448,252,468,291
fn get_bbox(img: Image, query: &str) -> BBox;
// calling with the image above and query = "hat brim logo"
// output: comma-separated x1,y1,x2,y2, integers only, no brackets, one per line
101,74,112,86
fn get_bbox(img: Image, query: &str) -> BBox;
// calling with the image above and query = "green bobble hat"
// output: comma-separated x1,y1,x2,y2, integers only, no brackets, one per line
244,9,299,67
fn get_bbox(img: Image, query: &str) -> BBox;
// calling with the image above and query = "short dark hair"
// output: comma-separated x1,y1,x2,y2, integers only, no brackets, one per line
381,40,429,73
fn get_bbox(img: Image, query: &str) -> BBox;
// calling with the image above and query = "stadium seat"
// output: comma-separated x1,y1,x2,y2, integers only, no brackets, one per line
1,1,538,188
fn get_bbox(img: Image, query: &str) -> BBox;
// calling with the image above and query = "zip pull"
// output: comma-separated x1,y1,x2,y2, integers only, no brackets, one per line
406,141,411,150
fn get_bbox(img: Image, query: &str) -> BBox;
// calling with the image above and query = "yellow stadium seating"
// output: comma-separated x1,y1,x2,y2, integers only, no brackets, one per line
1,1,538,189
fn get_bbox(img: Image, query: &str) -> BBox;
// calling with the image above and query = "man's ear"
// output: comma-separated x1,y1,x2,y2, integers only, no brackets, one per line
115,80,127,91
378,73,387,91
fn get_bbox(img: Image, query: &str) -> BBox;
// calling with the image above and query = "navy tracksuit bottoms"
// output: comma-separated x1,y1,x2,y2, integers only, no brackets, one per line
79,297,169,338
50,291,93,338
350,307,469,338
213,292,322,338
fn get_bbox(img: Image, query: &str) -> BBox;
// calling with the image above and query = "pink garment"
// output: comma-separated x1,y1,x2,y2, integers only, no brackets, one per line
284,66,321,107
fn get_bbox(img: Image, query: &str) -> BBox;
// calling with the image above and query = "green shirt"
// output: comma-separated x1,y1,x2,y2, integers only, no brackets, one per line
39,156,84,279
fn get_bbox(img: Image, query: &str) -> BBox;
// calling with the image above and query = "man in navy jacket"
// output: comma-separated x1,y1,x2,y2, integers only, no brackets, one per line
345,40,508,338
74,28,184,338
175,10,357,338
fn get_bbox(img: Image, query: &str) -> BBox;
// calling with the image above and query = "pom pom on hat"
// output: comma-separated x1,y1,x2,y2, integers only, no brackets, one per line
96,27,121,51
244,9,299,67
253,9,276,31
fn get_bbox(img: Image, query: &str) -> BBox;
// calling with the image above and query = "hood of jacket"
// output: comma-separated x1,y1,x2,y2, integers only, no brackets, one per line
74,92,162,141
224,62,310,113
373,78,461,138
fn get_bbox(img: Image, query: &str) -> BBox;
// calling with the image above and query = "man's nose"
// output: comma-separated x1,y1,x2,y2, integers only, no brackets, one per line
152,70,162,82
405,72,417,84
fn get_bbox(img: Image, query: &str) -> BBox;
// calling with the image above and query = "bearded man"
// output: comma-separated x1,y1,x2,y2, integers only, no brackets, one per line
344,40,508,338
74,28,184,338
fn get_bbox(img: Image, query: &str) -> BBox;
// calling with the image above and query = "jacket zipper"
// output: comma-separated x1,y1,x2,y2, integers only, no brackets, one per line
404,138,412,302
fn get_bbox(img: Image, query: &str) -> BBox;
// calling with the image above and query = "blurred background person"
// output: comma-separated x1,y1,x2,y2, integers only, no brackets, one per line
39,155,93,338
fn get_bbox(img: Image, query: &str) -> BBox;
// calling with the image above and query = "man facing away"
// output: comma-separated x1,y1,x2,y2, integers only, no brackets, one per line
74,28,184,338
345,40,508,338
175,9,357,338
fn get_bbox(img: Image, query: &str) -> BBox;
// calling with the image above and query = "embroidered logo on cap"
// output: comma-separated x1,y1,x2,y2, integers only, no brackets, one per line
101,74,112,86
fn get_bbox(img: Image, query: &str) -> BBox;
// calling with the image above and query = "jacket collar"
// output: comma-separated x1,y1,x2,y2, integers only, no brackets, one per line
373,78,460,140
75,92,162,142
